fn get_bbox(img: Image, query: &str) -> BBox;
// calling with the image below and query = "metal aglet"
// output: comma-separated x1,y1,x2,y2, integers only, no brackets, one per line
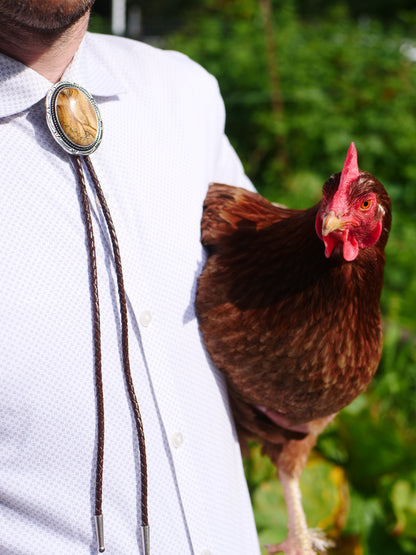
140,525,150,555
94,514,105,553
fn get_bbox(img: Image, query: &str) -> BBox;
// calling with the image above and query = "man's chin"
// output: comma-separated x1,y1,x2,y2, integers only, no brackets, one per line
0,0,95,34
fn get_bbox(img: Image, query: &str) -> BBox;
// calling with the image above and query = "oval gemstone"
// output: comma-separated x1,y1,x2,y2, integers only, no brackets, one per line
55,87,98,148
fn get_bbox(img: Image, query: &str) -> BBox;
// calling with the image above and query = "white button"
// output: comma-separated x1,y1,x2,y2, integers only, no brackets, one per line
172,432,184,449
201,551,212,555
139,310,152,327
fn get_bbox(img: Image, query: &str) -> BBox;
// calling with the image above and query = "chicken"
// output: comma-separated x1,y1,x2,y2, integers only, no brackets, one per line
195,143,391,554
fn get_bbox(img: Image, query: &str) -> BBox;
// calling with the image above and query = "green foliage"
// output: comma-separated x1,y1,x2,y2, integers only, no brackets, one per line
166,1,416,197
165,2,416,553
383,211,416,333
89,12,112,34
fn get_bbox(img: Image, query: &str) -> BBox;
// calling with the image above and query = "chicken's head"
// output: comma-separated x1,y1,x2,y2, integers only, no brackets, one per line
315,142,390,261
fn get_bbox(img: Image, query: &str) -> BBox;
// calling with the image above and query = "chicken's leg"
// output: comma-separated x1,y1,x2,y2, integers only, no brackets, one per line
263,415,335,555
265,469,333,555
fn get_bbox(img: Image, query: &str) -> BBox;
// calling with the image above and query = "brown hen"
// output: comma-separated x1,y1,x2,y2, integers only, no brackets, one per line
195,143,391,554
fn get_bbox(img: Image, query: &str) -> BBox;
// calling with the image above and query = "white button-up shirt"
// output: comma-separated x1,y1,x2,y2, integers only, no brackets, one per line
0,32,261,554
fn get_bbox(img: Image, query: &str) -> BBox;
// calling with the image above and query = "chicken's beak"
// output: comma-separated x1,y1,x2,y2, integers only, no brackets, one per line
321,212,346,236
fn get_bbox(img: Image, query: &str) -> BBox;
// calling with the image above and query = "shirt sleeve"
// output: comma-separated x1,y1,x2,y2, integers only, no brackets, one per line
203,71,255,192
213,132,256,192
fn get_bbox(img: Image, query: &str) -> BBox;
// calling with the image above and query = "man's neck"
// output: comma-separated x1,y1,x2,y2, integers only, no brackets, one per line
0,12,90,83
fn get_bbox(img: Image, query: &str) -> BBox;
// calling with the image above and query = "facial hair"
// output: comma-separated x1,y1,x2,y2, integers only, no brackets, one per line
0,0,96,34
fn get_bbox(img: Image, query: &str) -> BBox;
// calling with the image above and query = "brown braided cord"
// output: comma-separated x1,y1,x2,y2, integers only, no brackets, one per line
84,155,149,528
73,156,105,518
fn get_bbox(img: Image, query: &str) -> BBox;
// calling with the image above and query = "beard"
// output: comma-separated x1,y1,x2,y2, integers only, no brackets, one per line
0,0,96,33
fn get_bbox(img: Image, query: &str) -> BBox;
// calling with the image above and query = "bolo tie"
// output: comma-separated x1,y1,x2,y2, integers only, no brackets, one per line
45,82,149,554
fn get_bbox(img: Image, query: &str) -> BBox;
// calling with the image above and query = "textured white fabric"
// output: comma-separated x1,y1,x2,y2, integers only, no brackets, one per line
0,32,261,554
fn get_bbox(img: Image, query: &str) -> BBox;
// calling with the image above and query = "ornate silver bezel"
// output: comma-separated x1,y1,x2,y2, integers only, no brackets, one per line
45,81,103,156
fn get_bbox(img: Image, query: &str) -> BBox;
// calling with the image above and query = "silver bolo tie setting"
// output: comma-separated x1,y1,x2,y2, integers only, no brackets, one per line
45,82,150,555
46,81,103,155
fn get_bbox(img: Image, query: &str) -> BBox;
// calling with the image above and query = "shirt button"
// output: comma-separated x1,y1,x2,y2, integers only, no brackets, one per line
172,432,184,449
201,551,212,555
139,310,152,327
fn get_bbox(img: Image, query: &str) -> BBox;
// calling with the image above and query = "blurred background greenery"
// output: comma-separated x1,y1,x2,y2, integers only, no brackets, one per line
90,1,416,553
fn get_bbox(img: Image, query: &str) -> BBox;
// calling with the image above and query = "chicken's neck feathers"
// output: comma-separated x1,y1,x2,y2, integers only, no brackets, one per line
220,203,385,313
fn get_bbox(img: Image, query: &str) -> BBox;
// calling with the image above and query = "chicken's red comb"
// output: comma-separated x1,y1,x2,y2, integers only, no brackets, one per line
339,142,359,194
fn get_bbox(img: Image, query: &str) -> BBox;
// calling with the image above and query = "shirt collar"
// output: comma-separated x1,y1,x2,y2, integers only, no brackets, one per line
0,32,127,118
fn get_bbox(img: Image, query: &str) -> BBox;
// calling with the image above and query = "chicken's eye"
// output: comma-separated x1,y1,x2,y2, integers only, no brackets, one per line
360,199,372,211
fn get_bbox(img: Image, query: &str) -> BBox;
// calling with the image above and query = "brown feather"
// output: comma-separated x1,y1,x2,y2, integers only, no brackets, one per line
196,177,391,457
196,162,391,553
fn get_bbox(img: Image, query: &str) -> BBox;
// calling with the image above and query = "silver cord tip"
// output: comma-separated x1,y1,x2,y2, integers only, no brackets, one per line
94,514,105,553
141,525,150,555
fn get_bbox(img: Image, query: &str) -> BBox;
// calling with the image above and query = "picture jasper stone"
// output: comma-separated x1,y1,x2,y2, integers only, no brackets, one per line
46,81,103,155
56,87,98,148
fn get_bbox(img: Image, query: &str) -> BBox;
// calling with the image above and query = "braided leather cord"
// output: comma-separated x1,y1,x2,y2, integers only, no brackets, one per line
84,155,149,527
74,156,105,518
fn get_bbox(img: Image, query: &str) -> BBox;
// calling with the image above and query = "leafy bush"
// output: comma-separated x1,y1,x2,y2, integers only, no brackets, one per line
167,1,416,199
